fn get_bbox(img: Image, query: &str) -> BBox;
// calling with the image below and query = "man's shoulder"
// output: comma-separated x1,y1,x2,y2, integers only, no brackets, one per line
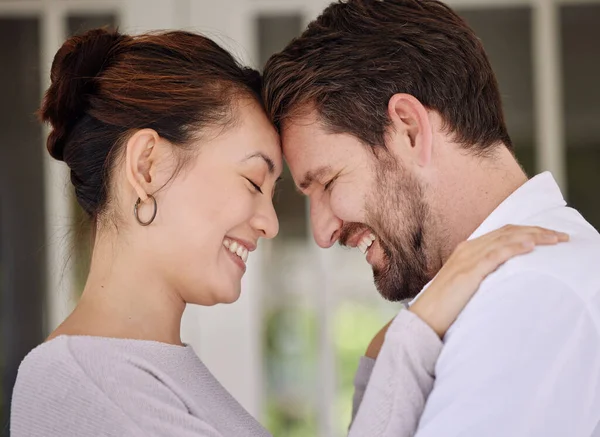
500,205,600,298
447,207,600,338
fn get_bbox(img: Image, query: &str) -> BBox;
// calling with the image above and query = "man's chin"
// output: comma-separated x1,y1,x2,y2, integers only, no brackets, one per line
373,265,426,302
373,269,402,302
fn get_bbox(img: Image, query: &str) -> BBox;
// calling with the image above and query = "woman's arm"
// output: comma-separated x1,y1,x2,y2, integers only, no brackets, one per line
350,309,441,433
349,310,442,436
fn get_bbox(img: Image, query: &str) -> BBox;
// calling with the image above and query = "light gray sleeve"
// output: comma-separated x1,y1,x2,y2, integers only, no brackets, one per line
350,356,376,426
348,309,443,437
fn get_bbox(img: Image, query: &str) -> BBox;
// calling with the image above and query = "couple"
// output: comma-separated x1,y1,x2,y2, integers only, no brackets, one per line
11,1,600,436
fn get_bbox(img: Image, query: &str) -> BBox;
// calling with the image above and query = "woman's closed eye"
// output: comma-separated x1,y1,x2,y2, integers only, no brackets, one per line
246,178,263,194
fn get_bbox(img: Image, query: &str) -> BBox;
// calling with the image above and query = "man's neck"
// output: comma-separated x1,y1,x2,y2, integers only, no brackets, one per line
430,146,528,266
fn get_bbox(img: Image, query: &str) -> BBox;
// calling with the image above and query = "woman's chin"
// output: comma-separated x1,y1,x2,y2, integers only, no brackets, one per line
207,280,243,305
218,286,242,304
181,280,242,306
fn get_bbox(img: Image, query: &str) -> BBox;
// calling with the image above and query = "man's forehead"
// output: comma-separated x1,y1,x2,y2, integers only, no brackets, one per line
281,120,323,169
281,135,329,192
280,110,361,188
280,106,326,141
282,144,319,184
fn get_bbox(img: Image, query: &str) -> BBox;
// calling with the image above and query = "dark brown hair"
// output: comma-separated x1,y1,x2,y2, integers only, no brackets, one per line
39,28,261,219
263,0,512,154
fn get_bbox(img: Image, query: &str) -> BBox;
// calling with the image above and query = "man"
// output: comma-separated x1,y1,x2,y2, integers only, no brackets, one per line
262,1,600,436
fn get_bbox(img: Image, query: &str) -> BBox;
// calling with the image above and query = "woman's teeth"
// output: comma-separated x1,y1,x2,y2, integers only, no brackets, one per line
223,239,249,263
358,233,376,254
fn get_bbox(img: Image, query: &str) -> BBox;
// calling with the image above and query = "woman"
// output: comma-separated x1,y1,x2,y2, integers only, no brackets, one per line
10,28,567,437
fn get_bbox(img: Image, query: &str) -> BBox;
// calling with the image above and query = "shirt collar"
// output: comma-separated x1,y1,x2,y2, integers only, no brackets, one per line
467,172,566,241
408,172,566,306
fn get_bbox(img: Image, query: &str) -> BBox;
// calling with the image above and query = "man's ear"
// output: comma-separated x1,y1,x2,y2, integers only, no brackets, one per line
385,93,433,167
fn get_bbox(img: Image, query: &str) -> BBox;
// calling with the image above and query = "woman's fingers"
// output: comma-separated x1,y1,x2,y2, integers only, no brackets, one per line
476,240,536,277
455,226,568,264
460,228,567,284
492,225,569,244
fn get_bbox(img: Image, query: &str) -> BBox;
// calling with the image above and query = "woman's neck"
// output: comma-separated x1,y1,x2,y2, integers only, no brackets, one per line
51,232,186,345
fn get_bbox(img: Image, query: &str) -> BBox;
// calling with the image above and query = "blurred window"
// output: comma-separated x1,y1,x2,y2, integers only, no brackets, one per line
0,16,44,432
561,4,600,231
458,7,536,176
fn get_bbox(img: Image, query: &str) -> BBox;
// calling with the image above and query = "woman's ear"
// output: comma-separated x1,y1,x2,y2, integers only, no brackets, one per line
125,129,160,201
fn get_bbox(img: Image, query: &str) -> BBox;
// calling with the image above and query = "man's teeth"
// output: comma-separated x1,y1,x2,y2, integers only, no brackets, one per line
223,239,249,263
358,233,376,254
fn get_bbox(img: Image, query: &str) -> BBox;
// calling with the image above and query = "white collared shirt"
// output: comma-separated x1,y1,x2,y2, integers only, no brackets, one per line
404,172,600,437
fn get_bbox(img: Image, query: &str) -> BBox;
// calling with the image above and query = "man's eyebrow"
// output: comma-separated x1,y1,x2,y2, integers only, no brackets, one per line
298,165,332,191
243,152,276,174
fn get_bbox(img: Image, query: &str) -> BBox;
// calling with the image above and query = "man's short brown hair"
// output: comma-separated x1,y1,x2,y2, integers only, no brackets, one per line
263,0,512,154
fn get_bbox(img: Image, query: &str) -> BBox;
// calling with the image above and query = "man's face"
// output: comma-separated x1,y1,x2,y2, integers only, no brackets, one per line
282,110,434,301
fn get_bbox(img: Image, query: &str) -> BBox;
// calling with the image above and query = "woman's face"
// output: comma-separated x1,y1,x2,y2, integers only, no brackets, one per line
142,98,282,305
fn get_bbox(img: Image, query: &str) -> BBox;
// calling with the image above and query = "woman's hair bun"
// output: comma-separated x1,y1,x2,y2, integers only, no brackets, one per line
39,28,125,161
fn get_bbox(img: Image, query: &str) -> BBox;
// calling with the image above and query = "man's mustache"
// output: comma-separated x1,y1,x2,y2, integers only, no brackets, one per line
339,222,373,247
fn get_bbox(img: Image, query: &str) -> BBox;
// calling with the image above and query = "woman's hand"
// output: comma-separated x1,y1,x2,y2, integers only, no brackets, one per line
366,225,569,359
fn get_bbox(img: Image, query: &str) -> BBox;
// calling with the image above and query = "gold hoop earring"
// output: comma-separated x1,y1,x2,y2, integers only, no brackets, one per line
134,195,157,226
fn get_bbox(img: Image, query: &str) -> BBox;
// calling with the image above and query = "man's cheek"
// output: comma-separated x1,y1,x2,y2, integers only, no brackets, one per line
330,188,365,222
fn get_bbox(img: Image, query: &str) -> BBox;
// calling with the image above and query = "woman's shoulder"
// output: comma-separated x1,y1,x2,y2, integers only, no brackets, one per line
11,336,157,436
17,335,197,382
11,337,108,435
19,335,113,371
11,336,195,434
13,336,122,404
17,336,82,380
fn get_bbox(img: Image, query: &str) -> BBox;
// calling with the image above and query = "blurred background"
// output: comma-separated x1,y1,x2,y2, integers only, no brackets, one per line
0,0,598,436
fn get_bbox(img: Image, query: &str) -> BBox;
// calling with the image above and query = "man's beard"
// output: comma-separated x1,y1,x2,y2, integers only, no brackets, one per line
341,155,433,302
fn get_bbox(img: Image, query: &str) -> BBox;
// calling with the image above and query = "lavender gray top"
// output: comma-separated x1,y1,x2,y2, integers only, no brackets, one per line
11,310,441,437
